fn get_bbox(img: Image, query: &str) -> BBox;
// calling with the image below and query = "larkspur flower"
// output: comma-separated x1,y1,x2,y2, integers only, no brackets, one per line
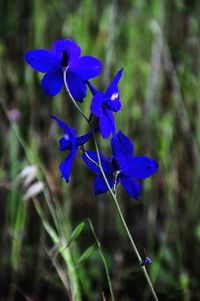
144,257,152,264
82,131,158,200
51,115,95,183
25,39,102,101
141,249,152,266
141,256,152,266
87,68,123,139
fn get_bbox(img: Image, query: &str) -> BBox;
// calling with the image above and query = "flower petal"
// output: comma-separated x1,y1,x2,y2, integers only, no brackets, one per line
41,69,63,96
120,175,141,200
66,70,87,102
105,68,123,98
59,151,75,183
69,128,77,153
111,131,134,168
82,151,114,174
90,92,104,117
76,132,93,146
106,96,121,112
122,156,158,179
51,115,73,150
58,137,71,151
99,109,115,139
52,39,81,64
94,174,114,195
51,115,71,132
87,81,99,96
76,126,99,145
24,50,59,72
82,151,99,173
70,56,102,80
59,128,77,183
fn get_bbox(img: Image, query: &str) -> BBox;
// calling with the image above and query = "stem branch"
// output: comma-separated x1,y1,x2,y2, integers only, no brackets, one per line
63,71,158,301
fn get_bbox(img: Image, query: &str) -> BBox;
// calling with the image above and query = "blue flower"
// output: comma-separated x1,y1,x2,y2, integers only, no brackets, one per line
25,39,102,101
82,131,158,200
144,256,152,265
88,68,123,139
141,256,152,266
51,115,94,183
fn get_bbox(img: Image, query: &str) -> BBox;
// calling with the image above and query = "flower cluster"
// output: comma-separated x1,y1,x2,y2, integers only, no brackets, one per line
25,39,158,200
82,131,158,200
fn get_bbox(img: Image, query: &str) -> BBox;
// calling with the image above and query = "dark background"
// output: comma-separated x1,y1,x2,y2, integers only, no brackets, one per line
0,0,200,300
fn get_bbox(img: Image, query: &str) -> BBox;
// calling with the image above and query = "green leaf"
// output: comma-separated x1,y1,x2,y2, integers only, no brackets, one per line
77,245,95,266
66,222,85,248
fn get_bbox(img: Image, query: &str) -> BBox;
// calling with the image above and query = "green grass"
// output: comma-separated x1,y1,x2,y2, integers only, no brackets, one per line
0,0,200,300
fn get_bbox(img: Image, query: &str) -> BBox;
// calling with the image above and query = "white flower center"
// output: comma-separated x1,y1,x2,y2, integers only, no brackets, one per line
64,134,70,140
110,92,119,101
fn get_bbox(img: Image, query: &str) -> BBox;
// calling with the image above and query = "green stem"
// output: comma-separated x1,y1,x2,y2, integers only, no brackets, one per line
63,72,159,301
0,100,82,301
109,194,158,301
0,100,61,236
87,219,115,301
33,198,82,301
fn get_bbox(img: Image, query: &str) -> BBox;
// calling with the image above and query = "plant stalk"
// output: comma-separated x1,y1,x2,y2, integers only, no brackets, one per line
88,219,115,301
63,71,159,301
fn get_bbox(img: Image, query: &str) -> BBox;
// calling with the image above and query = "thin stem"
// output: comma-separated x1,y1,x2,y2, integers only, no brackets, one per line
110,194,158,301
0,99,61,236
33,198,81,301
89,113,93,122
0,100,82,301
63,70,89,124
63,73,159,301
81,148,99,167
87,219,115,301
113,171,120,195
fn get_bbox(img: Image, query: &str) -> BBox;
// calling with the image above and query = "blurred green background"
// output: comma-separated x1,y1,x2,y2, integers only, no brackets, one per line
1,0,200,300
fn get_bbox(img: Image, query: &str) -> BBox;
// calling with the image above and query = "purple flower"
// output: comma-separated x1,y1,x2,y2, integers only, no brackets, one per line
82,131,158,200
25,39,102,101
51,115,94,183
144,256,152,265
141,256,152,266
88,68,123,139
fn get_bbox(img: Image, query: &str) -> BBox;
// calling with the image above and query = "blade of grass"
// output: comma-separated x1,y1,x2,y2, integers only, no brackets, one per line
88,219,115,301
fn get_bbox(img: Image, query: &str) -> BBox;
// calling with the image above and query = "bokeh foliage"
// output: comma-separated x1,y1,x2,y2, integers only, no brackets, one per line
0,0,200,300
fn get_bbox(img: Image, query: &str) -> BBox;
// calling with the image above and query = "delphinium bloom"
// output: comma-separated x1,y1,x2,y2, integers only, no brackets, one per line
25,39,102,101
141,256,152,266
51,115,95,183
144,257,152,264
141,249,152,266
82,131,158,200
87,68,123,139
